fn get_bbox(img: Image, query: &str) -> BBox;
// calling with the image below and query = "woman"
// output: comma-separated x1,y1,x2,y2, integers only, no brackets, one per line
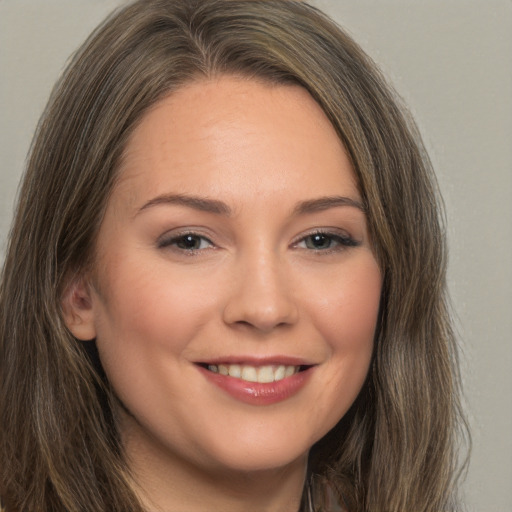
0,0,467,511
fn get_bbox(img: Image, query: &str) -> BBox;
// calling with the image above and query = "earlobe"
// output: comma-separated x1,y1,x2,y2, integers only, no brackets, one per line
61,277,97,341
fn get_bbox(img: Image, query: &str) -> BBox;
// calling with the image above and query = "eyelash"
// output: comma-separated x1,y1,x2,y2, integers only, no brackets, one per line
157,229,360,255
292,230,360,254
157,232,215,253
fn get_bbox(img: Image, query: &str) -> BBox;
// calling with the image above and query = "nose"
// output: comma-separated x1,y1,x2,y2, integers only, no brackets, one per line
222,251,299,333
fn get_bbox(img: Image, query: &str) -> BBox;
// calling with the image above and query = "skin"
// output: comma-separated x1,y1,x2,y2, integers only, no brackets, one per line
64,76,382,512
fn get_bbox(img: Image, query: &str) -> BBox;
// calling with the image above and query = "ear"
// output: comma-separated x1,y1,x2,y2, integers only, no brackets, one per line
61,276,97,341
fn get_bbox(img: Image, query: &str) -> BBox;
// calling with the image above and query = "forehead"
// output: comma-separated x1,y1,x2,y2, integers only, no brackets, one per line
114,76,359,211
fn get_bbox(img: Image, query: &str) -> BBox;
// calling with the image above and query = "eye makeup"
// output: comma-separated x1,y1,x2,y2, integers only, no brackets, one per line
293,229,360,254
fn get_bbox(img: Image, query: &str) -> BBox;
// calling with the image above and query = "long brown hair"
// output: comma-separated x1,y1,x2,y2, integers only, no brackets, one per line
0,1,467,510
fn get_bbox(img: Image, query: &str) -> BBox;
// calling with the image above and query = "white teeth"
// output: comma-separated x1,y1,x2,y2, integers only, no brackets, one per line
241,366,258,382
206,363,300,383
284,365,296,378
228,364,241,378
274,365,285,381
257,366,275,383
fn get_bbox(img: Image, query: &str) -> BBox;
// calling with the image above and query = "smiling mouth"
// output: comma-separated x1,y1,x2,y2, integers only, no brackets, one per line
199,363,311,384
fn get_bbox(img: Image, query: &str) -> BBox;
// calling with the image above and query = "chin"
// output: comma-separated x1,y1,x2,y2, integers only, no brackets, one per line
209,445,309,475
195,423,319,474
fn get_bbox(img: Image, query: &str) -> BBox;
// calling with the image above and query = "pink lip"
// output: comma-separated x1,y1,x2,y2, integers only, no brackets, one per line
196,362,315,406
198,355,312,366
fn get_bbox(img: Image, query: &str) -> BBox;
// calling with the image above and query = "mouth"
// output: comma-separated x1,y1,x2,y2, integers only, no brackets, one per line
198,363,312,384
196,359,315,405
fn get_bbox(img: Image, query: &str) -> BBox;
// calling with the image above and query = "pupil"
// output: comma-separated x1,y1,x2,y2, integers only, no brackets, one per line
179,235,200,249
311,234,330,249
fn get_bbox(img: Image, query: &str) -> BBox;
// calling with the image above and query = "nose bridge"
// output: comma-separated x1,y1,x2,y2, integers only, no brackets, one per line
222,242,298,332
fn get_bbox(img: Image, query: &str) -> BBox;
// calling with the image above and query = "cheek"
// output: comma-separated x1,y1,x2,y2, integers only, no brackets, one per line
312,257,382,351
95,257,220,341
303,256,381,427
91,263,217,390
91,263,223,426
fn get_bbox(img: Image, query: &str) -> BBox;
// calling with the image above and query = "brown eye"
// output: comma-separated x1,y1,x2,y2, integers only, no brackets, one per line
299,232,359,251
175,235,205,250
158,233,213,251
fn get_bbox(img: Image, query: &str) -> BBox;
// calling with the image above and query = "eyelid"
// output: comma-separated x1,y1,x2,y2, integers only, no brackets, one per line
291,228,360,250
157,229,216,251
156,227,360,254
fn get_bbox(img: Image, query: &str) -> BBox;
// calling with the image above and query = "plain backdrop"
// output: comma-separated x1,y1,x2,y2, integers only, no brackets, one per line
1,1,511,510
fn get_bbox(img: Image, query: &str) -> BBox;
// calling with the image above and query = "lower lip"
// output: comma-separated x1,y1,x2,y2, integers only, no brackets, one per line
197,366,314,405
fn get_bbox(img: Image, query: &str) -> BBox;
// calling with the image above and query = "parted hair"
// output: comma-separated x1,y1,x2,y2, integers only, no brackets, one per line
0,1,467,511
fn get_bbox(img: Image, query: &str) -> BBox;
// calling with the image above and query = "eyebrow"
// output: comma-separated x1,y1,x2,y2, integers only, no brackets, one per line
293,196,366,215
137,193,365,216
138,194,232,215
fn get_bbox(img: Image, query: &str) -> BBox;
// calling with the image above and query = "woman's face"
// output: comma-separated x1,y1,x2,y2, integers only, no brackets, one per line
70,76,381,476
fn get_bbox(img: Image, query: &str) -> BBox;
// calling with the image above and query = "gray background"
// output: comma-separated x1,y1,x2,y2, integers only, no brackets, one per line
1,1,511,510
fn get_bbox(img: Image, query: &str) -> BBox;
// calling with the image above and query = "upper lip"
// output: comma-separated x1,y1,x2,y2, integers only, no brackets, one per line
195,355,316,366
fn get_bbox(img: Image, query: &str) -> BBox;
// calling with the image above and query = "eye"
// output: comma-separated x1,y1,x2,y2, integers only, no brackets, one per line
295,231,360,252
158,233,214,252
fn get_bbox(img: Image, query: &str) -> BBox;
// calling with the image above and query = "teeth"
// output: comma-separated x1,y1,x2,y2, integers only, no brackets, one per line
241,366,258,382
284,365,296,378
228,364,241,378
258,366,275,383
274,365,285,381
207,364,300,383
